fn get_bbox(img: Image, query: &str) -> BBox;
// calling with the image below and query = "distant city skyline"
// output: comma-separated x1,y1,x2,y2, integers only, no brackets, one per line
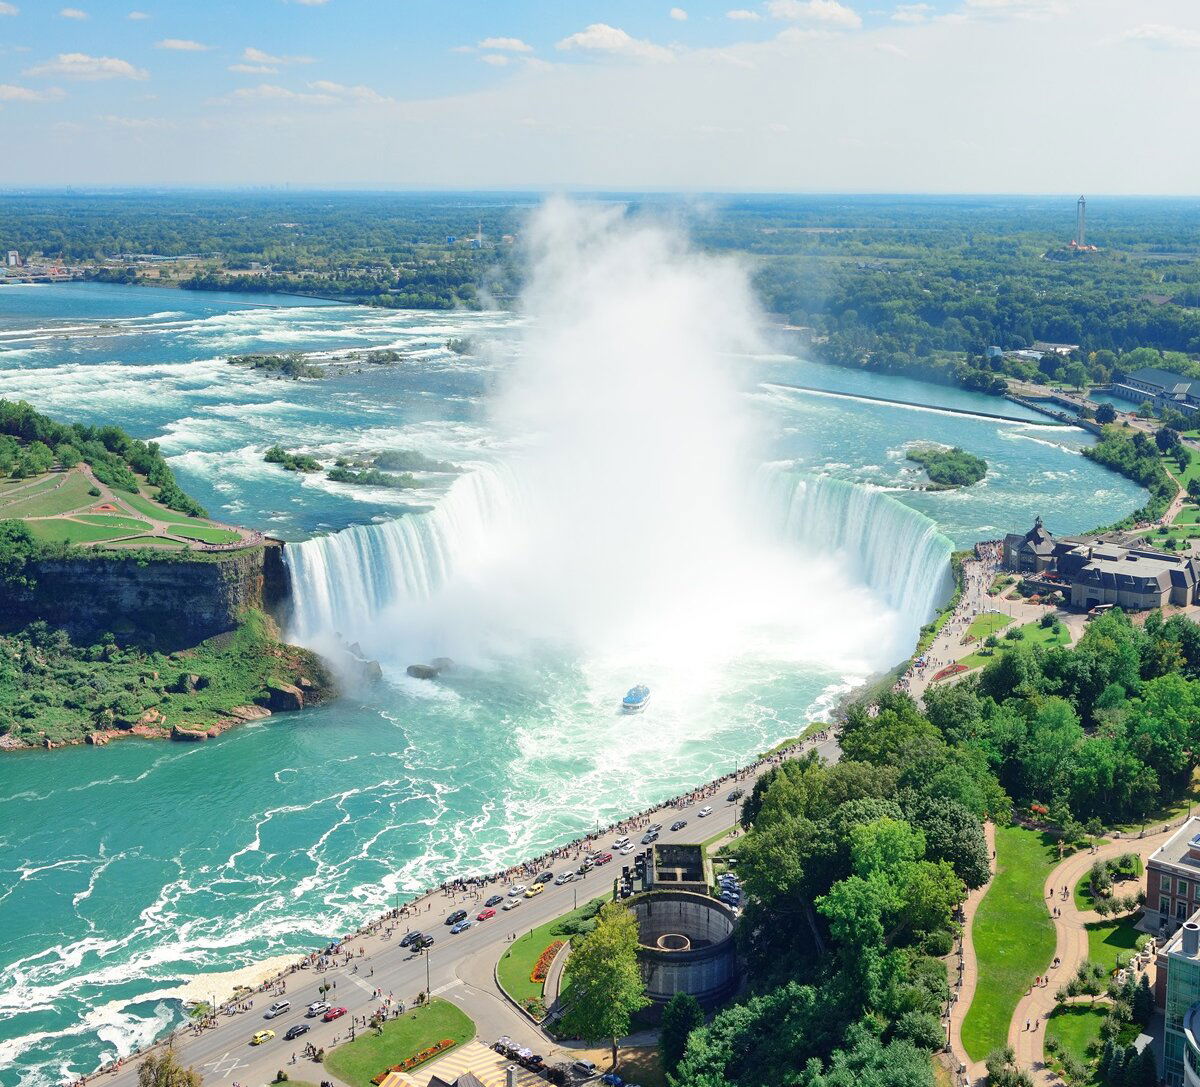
0,0,1198,192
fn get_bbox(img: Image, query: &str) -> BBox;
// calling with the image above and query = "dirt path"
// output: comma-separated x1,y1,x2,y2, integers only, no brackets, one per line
1008,822,1186,1084
949,822,996,1085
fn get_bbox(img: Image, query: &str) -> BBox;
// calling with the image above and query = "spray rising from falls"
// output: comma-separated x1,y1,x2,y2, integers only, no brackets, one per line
287,199,952,681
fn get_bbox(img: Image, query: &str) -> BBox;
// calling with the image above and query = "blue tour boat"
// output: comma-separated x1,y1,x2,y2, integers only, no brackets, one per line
621,685,650,713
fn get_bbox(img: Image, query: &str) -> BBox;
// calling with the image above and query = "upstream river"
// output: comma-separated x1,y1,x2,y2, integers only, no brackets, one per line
0,282,1143,1086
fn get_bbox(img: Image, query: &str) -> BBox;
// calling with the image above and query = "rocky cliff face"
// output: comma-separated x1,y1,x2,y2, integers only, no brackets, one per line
3,542,291,651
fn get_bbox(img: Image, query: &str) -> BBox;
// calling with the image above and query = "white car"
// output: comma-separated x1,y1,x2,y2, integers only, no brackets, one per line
508,884,527,897
306,1001,329,1017
502,898,521,911
264,1000,290,1019
554,871,574,885
619,844,634,855
697,806,713,817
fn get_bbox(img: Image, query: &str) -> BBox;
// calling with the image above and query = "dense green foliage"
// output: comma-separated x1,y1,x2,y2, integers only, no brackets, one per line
0,399,205,517
906,446,988,488
673,604,1200,1085
228,353,324,379
373,449,460,473
264,445,323,473
326,466,419,489
1081,425,1176,523
0,610,329,747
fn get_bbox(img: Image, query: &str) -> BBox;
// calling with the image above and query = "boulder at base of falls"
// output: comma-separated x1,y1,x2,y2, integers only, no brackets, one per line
259,683,305,712
406,664,439,680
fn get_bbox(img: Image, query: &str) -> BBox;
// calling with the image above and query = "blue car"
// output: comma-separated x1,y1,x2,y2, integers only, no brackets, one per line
450,919,474,934
601,1075,624,1086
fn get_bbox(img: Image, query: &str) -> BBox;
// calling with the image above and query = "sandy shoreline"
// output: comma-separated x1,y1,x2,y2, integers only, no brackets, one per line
168,954,302,1007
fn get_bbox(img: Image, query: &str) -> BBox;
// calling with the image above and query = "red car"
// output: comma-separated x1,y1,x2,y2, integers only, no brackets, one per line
323,1006,347,1023
477,907,496,921
594,852,613,865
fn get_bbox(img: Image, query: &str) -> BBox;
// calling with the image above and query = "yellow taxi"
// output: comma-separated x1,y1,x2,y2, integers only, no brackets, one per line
524,884,545,898
251,1030,276,1046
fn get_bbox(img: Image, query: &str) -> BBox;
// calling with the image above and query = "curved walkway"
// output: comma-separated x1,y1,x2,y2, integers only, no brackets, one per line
950,822,996,1084
1008,822,1186,1084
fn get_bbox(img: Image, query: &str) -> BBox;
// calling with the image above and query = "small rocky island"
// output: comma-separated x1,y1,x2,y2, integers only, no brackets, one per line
906,444,988,488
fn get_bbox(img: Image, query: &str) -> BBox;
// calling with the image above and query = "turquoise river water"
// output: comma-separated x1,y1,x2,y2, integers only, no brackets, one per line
0,283,1144,1085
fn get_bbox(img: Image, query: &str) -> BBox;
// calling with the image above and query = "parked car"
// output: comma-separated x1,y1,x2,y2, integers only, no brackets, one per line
450,919,474,934
250,1030,275,1046
697,806,713,817
322,1006,347,1023
445,909,468,925
502,898,521,911
477,907,497,921
284,1024,309,1041
670,820,687,831
573,1059,599,1077
508,884,527,897
554,871,575,885
525,884,544,898
601,1074,624,1086
594,851,613,865
306,1001,330,1017
485,894,504,907
264,1000,290,1019
536,870,554,884
727,788,744,802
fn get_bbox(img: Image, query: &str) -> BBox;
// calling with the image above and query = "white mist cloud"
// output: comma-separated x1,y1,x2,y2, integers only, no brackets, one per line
478,36,532,52
59,7,87,19
765,0,862,28
0,3,18,14
670,7,689,20
0,82,65,100
156,39,210,51
557,23,675,62
25,53,147,80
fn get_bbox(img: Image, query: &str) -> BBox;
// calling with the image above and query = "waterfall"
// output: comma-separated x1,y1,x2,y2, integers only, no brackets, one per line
756,469,954,626
285,464,522,645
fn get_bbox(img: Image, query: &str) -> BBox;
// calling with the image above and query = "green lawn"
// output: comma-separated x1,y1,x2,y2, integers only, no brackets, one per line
323,1000,474,1087
1,472,97,518
967,612,1014,640
105,535,191,550
120,490,209,526
23,519,136,545
74,514,154,532
1046,1004,1106,1068
496,897,606,1006
169,524,242,545
1173,505,1200,526
0,472,59,504
960,825,1058,1061
1085,914,1142,973
959,619,1072,672
1073,859,1142,911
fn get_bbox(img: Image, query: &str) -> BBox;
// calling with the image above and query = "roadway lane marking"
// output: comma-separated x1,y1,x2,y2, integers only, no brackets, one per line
347,975,373,993
202,1052,246,1079
431,979,463,997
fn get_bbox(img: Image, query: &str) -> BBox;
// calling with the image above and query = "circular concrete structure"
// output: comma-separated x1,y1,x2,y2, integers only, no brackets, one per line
630,890,738,1012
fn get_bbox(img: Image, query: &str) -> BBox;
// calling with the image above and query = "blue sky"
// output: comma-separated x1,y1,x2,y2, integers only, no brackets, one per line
1,0,1199,191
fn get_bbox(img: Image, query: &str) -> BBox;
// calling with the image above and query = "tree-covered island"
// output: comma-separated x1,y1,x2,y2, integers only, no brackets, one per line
906,445,989,488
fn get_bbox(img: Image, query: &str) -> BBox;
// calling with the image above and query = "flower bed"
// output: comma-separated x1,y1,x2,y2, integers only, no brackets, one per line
531,940,565,984
932,663,968,683
370,1038,457,1083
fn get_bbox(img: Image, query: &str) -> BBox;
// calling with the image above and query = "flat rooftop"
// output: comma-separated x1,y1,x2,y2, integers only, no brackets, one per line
1150,817,1200,875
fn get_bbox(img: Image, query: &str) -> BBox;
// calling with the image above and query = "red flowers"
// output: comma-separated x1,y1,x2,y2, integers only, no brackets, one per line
531,940,565,984
370,1038,457,1083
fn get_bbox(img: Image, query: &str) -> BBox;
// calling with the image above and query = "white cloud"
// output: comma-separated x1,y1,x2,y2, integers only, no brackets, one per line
156,38,210,51
228,63,278,74
670,7,688,20
892,3,932,22
25,53,148,80
126,10,148,18
0,83,65,101
308,79,391,103
726,8,761,18
242,46,313,66
478,37,533,52
59,7,87,19
225,83,336,104
556,23,674,62
1120,24,1200,50
0,3,18,14
765,0,862,27
481,54,510,66
962,0,1066,17
99,114,172,128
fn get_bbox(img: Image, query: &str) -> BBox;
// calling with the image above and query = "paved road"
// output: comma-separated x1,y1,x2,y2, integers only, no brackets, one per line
99,731,839,1087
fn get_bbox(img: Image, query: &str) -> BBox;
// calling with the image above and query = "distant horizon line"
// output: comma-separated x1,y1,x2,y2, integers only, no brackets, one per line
2,186,1200,201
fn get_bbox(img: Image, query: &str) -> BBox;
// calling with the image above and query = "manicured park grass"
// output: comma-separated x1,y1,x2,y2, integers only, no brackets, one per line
74,513,153,532
23,518,139,545
121,490,209,525
959,619,1072,672
960,825,1058,1062
323,1000,475,1087
106,535,191,549
496,896,606,1006
966,612,1014,640
1046,1004,1106,1068
1086,914,1142,974
1,471,97,518
170,523,242,544
1173,505,1200,526
0,472,59,503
